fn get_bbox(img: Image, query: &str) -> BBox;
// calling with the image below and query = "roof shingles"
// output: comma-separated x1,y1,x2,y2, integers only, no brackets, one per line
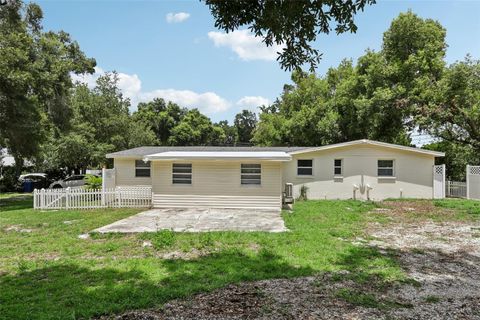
106,146,308,158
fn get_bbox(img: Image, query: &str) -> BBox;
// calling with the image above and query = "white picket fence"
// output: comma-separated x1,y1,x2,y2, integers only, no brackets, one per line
446,181,467,198
33,186,152,210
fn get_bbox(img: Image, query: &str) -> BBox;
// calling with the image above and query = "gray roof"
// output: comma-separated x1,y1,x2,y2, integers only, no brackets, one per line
106,146,309,158
106,139,445,159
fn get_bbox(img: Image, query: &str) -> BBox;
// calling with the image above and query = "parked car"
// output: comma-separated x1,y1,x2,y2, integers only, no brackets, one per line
49,174,87,189
18,173,50,191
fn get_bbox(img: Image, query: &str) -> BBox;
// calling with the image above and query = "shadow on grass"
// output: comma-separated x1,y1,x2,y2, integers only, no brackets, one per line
0,250,314,320
0,195,33,212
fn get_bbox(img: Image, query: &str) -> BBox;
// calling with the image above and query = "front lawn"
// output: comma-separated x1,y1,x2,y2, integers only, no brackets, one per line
1,194,478,319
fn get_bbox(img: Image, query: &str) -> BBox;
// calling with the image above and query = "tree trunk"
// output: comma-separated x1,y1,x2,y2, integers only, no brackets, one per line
13,154,23,178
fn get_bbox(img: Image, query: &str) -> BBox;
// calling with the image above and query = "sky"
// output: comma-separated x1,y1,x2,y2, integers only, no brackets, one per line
37,0,480,125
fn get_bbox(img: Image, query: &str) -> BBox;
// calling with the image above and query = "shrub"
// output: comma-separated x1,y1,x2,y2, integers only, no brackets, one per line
84,174,102,189
0,167,20,192
298,184,309,201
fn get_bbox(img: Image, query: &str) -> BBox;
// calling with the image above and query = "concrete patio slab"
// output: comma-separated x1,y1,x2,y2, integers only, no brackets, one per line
93,208,287,233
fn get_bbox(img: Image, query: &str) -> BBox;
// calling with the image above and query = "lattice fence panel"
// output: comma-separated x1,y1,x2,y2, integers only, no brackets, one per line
467,165,480,200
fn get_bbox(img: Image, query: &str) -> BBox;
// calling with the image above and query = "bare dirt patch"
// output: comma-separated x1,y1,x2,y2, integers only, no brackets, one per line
364,200,480,319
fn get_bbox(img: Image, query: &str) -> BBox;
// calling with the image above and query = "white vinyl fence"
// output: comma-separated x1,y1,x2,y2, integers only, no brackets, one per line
446,181,467,198
34,186,152,210
467,165,480,200
433,164,446,199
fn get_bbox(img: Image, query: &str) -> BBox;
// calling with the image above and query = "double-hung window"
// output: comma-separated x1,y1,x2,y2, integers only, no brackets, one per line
334,159,343,176
297,159,313,176
378,160,394,177
241,164,261,185
135,160,151,177
172,163,192,184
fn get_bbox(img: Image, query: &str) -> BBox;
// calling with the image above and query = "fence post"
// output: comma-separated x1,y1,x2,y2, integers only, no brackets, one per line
40,188,45,209
466,165,470,199
117,187,121,208
101,168,106,207
442,164,446,198
65,187,70,209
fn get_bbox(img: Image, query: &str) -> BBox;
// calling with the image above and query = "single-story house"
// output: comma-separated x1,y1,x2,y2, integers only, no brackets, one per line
106,139,445,210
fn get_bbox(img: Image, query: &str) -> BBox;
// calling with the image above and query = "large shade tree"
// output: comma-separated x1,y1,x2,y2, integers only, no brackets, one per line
252,11,448,147
0,0,95,175
234,110,257,144
419,57,480,153
40,74,158,173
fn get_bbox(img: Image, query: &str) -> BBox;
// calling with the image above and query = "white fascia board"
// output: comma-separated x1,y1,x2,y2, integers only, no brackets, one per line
143,151,292,162
289,139,445,157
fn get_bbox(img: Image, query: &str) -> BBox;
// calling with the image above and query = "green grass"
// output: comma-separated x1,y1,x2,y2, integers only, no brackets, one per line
0,194,469,319
434,198,480,216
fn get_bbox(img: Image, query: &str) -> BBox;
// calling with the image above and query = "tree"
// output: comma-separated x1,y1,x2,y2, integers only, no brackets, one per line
216,120,238,145
133,98,186,145
382,11,446,118
419,57,480,153
40,73,158,173
423,141,478,181
168,109,226,146
204,0,376,71
234,110,257,144
252,11,450,147
0,0,95,175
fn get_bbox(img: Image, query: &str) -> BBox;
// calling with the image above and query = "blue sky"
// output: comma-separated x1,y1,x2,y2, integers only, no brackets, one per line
38,0,480,123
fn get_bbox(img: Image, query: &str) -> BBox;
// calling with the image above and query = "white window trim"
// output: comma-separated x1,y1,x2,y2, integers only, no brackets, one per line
172,163,193,186
377,159,396,178
135,160,151,178
334,158,343,177
297,159,314,177
240,163,262,187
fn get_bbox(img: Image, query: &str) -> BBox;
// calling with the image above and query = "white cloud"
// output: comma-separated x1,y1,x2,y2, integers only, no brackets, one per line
71,67,230,114
166,12,190,23
140,89,230,114
117,72,142,103
236,96,270,111
71,66,104,88
208,29,284,61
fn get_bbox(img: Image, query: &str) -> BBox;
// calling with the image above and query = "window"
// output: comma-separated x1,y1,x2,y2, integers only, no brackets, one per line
241,164,261,185
135,160,150,177
334,159,343,176
172,163,192,184
297,159,313,176
378,160,394,177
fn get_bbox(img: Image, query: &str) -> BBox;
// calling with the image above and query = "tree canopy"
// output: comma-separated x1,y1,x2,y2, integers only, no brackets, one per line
0,0,95,174
253,11,448,147
204,0,376,71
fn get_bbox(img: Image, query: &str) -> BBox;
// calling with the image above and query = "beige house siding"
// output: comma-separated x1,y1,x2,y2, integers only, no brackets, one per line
112,143,437,208
283,144,435,201
114,158,152,186
151,160,282,209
